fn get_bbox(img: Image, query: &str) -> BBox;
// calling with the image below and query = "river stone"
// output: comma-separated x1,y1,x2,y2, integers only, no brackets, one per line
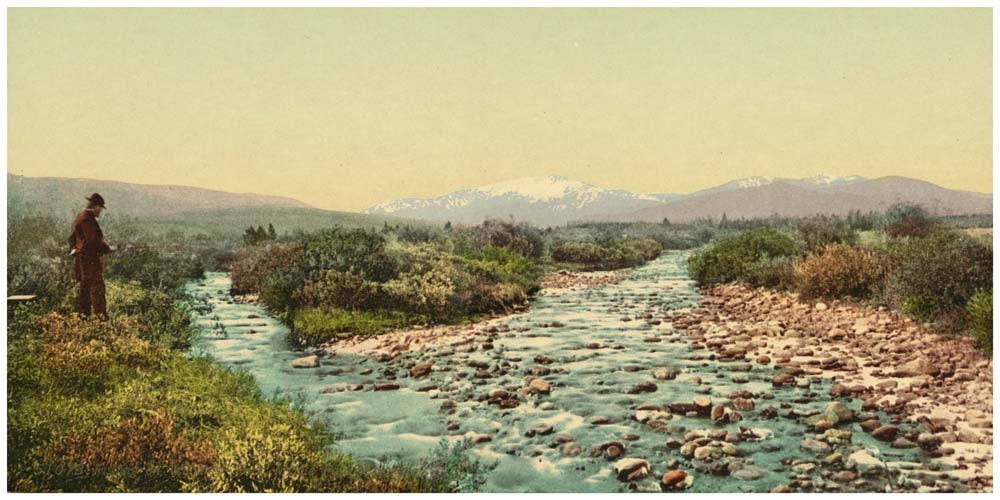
732,465,764,480
614,458,650,482
527,379,551,394
661,470,688,488
410,362,433,377
872,426,898,442
824,402,854,422
800,438,832,454
292,355,319,368
560,442,582,456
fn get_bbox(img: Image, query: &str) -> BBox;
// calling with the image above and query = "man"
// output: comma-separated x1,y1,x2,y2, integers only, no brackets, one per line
69,193,116,317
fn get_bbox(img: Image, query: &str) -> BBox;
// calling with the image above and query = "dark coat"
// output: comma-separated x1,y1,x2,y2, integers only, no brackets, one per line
69,209,112,281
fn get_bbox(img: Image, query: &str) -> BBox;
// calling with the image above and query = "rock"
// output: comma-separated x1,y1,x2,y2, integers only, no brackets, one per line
815,302,828,311
827,327,846,340
410,362,433,377
661,469,688,487
772,484,792,493
872,426,898,442
832,471,856,483
527,379,551,394
654,366,681,380
822,429,853,442
592,441,626,460
694,445,718,460
629,381,658,394
917,433,943,450
772,373,796,387
896,357,940,377
890,437,917,449
292,355,320,368
732,465,764,480
800,438,832,454
824,402,854,423
860,419,882,432
614,458,650,482
374,383,400,391
732,398,755,411
560,442,582,456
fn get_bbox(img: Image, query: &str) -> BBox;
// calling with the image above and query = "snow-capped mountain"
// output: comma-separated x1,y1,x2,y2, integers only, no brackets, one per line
366,173,989,226
364,174,662,226
689,174,866,198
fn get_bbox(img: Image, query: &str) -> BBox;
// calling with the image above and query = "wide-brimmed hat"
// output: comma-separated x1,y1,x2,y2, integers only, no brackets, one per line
85,193,106,208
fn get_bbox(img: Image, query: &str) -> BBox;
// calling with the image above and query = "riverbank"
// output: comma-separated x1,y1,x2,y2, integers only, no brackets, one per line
668,283,993,492
322,268,630,357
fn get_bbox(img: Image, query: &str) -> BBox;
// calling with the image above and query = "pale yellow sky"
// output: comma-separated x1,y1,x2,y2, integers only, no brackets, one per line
7,8,993,211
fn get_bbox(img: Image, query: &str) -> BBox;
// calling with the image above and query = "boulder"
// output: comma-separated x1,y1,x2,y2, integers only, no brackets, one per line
292,355,320,368
654,366,681,380
614,458,650,482
527,379,551,394
872,426,898,442
410,362,433,377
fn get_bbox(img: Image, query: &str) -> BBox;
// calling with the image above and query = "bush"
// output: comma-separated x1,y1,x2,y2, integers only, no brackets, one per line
688,228,799,286
104,248,204,293
299,228,399,282
294,270,380,311
467,219,544,260
967,289,992,353
39,313,166,395
382,271,455,318
551,242,610,264
106,281,196,349
795,244,889,300
290,308,427,346
744,256,800,290
885,232,992,321
797,220,858,252
623,238,663,261
883,203,934,239
230,243,302,296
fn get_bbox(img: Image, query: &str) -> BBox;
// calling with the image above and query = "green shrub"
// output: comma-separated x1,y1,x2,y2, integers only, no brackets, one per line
383,271,455,318
551,242,610,264
467,219,544,260
967,289,992,353
457,245,541,292
294,269,380,311
229,243,302,296
623,237,663,261
687,228,798,286
744,256,800,290
104,248,204,293
885,232,992,321
106,281,196,349
883,203,934,239
39,313,166,395
795,244,888,300
797,220,858,252
290,308,427,346
300,228,399,282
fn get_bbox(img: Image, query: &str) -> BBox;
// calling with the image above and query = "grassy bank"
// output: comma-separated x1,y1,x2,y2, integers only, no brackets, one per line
6,205,487,492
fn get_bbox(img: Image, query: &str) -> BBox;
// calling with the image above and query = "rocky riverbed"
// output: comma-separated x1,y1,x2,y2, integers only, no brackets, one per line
185,252,992,493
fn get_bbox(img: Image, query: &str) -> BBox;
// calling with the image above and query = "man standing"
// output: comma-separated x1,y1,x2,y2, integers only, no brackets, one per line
69,193,116,317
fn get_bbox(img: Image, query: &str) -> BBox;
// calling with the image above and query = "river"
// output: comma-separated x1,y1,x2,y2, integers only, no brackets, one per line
184,252,959,493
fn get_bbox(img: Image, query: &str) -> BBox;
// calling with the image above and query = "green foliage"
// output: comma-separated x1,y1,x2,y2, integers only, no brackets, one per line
300,227,399,282
550,237,661,270
551,241,612,265
687,228,799,286
106,280,197,349
796,220,858,252
291,308,428,345
242,224,276,246
294,269,380,311
796,244,888,300
883,203,935,239
467,219,544,259
885,232,992,320
229,243,303,296
456,245,541,293
967,290,992,354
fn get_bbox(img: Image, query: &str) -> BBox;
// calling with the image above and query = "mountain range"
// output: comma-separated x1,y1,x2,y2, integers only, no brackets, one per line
8,172,991,229
365,174,992,226
8,173,312,219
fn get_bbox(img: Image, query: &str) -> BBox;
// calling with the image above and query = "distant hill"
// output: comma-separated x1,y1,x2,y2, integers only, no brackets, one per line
136,206,425,238
8,174,312,219
7,174,426,239
619,176,992,223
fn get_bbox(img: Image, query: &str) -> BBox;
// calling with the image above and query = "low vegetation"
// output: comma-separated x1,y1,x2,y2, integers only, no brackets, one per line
687,204,993,352
6,202,488,492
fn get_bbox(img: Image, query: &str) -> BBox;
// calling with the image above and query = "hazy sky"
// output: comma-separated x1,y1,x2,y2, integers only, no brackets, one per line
8,8,993,211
